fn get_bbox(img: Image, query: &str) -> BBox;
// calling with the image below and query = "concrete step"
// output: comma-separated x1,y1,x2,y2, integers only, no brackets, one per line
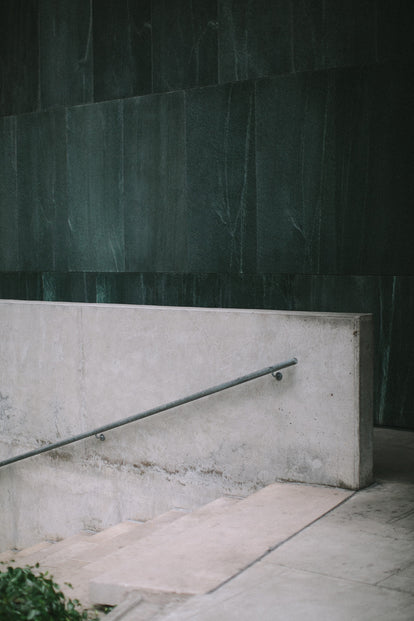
5,532,94,569
45,511,187,566
0,533,93,567
89,483,352,606
2,509,188,572
0,507,196,614
0,541,52,564
103,591,191,621
80,512,187,562
84,495,241,578
0,500,241,612
60,498,242,612
42,510,192,607
1,486,352,617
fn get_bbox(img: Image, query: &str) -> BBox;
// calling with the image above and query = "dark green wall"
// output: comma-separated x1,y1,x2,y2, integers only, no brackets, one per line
1,0,413,428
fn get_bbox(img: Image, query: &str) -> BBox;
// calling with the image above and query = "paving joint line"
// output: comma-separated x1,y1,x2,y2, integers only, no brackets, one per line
207,489,358,595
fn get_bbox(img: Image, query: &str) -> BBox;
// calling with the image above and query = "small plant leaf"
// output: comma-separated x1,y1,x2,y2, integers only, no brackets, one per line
0,563,96,620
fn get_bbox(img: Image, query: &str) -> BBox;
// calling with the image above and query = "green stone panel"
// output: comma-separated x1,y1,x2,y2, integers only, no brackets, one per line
291,0,375,73
0,116,18,270
96,273,183,306
373,276,414,429
219,0,293,83
186,81,256,273
152,0,218,92
93,0,152,101
256,70,335,274
17,109,68,271
66,101,124,271
0,0,39,116
364,63,414,275
0,272,43,300
377,0,414,63
97,273,154,305
42,272,96,303
95,273,230,307
256,64,414,275
123,92,187,272
219,0,414,84
39,0,93,109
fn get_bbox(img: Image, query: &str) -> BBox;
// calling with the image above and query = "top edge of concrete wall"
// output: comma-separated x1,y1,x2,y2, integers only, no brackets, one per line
0,299,372,320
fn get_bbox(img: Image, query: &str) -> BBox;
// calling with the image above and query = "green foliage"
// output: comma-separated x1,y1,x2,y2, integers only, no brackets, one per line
0,563,97,620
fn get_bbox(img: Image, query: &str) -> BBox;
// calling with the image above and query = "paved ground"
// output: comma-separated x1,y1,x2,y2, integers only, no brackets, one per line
152,427,414,621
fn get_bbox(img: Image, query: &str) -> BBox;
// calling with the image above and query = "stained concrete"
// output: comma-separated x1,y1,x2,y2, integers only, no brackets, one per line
1,428,411,621
0,301,372,550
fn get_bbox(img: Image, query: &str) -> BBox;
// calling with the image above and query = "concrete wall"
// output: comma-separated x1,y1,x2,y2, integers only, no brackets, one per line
0,300,373,550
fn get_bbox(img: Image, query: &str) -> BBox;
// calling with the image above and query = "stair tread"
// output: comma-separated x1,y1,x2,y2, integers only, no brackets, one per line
0,550,17,564
0,541,53,565
89,483,351,605
88,520,144,543
56,510,188,564
84,496,241,576
2,533,91,568
1,506,192,610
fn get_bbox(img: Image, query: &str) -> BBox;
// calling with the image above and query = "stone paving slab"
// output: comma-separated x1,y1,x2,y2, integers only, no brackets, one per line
377,560,414,595
264,511,414,585
159,564,414,621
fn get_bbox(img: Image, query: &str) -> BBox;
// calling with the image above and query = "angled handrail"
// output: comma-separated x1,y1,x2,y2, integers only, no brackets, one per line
0,358,297,469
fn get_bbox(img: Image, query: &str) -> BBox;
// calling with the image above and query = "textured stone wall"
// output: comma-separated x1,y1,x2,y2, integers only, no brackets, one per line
0,0,413,428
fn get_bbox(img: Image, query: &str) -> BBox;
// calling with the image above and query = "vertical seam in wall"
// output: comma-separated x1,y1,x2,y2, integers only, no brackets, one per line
90,0,95,103
150,0,154,93
78,306,87,435
357,316,361,486
216,0,220,84
374,1,379,63
13,115,20,269
64,107,69,275
253,79,258,272
183,89,188,270
120,100,126,272
362,314,374,483
37,3,41,111
289,0,295,73
354,316,360,488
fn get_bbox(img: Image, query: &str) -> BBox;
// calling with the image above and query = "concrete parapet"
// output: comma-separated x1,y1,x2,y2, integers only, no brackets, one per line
0,301,373,549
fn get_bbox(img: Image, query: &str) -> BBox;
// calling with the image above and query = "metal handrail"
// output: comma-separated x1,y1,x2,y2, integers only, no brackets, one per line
0,358,298,469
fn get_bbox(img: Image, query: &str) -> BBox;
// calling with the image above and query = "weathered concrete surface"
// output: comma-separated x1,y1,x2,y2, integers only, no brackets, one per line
1,430,411,621
0,301,373,549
